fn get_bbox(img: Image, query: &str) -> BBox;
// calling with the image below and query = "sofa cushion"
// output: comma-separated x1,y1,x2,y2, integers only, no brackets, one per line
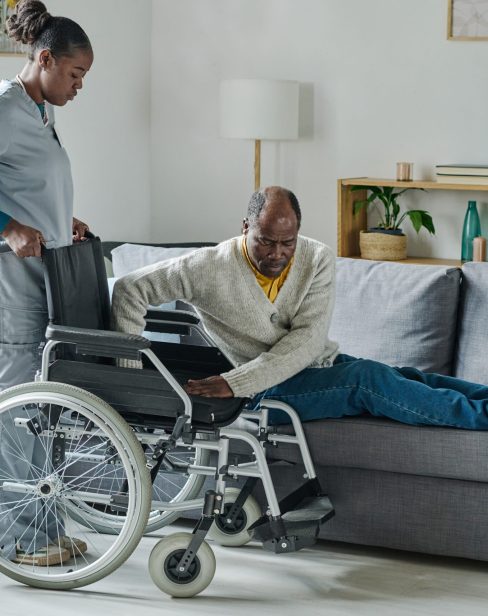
328,258,461,374
453,262,488,385
269,416,488,482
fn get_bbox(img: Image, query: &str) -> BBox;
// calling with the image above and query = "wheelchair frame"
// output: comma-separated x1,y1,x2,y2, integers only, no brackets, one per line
38,330,317,520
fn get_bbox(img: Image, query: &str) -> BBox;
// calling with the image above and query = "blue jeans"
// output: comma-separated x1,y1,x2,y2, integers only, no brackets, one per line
252,354,488,429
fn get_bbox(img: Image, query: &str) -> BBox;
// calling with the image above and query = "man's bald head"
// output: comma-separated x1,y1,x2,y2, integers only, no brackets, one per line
246,186,301,230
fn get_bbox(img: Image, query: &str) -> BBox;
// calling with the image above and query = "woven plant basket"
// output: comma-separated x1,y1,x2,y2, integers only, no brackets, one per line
359,230,407,261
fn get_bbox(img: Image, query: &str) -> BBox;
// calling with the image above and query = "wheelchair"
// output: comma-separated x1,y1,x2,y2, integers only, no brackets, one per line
0,236,334,598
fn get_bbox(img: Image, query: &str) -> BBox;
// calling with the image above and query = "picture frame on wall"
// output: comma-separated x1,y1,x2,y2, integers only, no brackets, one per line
0,0,26,54
448,0,488,40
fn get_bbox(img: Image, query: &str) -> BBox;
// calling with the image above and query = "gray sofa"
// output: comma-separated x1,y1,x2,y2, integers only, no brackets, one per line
104,242,488,561
264,258,488,562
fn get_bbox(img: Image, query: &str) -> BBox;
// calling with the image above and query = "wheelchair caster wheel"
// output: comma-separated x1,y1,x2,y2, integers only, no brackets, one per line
148,532,216,598
208,487,261,547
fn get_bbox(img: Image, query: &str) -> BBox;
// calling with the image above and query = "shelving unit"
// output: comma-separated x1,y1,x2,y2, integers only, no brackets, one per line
337,177,488,266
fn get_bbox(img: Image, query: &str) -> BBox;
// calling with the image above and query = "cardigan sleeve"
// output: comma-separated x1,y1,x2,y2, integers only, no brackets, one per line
220,248,338,397
111,255,197,335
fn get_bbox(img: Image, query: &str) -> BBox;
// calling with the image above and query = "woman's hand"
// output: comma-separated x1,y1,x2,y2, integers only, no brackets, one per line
184,375,234,398
0,219,45,258
72,217,89,242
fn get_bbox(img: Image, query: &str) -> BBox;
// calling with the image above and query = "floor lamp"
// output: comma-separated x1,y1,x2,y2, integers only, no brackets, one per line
220,79,299,191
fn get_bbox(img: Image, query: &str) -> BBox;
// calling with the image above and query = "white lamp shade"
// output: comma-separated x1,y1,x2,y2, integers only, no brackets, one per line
220,79,299,140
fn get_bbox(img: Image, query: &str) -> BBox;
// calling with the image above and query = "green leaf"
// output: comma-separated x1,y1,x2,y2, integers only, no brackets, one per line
421,212,436,235
353,200,369,216
407,210,422,233
367,186,383,198
405,210,436,235
376,192,389,208
392,200,400,222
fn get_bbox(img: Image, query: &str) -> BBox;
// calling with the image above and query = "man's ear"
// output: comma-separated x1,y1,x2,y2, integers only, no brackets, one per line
242,218,249,235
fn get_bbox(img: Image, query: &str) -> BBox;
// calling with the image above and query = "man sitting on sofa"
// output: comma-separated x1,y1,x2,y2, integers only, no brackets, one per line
111,186,488,429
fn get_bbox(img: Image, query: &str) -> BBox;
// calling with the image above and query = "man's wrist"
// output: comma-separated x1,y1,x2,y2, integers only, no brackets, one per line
0,212,12,235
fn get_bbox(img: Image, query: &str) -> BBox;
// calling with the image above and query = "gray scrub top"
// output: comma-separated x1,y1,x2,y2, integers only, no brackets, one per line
0,79,73,249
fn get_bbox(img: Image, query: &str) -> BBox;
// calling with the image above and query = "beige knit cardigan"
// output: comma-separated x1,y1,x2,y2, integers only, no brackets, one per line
111,235,339,397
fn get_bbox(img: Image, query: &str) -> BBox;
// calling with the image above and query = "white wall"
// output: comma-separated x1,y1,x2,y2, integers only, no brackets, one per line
0,0,152,242
150,0,488,258
3,1,488,258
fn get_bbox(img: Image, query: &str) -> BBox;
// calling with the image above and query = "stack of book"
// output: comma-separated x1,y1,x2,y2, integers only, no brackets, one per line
436,164,488,185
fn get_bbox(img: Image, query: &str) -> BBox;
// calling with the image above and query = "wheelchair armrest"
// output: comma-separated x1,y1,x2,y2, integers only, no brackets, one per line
145,309,200,336
45,324,150,360
146,309,200,324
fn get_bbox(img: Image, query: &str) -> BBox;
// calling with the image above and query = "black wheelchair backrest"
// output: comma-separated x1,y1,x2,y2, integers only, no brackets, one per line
42,236,111,331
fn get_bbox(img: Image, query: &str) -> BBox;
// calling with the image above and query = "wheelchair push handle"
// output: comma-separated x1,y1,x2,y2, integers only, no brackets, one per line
0,227,93,256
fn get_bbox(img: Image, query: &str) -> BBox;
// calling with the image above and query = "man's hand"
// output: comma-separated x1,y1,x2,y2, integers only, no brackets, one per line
72,217,89,242
1,219,45,258
184,375,234,398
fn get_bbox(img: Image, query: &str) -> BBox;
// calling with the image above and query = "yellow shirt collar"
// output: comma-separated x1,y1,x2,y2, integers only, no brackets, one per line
241,236,293,303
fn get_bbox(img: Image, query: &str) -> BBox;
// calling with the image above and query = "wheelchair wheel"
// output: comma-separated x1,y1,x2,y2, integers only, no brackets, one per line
208,487,261,547
67,432,211,535
0,381,151,590
148,532,216,598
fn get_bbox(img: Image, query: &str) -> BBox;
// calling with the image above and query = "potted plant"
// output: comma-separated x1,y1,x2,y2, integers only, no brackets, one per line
352,185,435,260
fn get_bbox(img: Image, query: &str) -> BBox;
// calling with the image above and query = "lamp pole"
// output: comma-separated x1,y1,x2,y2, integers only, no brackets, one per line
254,139,261,191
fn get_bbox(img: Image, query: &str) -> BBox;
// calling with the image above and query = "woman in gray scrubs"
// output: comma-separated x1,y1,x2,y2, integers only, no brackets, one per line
0,0,93,564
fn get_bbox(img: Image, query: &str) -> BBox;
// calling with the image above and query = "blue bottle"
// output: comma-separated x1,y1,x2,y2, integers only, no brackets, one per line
461,200,481,262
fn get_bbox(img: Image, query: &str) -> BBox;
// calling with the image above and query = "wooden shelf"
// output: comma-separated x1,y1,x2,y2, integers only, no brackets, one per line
347,255,462,267
337,177,486,265
341,177,488,191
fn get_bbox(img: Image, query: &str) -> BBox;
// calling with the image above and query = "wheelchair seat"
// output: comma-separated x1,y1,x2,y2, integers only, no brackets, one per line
49,359,245,429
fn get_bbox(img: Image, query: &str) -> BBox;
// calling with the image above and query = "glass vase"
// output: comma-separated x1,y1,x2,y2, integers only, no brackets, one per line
461,201,481,262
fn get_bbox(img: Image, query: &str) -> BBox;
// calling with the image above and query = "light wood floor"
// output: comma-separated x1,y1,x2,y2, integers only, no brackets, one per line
1,522,487,616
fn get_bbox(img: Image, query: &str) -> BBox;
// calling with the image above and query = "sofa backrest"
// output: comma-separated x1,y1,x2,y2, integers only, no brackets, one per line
102,241,216,278
453,262,488,385
328,258,461,374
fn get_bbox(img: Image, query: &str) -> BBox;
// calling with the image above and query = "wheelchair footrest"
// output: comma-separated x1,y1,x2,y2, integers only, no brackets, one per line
282,495,335,524
250,484,335,552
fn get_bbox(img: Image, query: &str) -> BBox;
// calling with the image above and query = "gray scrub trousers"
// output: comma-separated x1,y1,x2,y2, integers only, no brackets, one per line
0,79,74,556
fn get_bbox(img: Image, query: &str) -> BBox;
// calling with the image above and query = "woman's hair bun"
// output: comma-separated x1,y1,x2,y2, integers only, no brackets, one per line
6,1,52,45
